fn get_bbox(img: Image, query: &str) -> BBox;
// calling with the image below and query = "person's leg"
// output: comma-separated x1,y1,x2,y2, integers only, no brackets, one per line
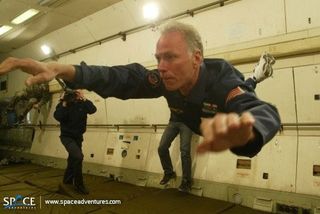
158,121,179,184
178,123,193,192
63,155,74,184
72,138,89,194
178,123,193,182
73,138,84,187
61,136,87,194
252,52,276,83
244,78,257,91
60,136,76,184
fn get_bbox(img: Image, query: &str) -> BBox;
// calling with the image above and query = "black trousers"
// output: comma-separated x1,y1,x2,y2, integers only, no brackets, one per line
60,136,84,186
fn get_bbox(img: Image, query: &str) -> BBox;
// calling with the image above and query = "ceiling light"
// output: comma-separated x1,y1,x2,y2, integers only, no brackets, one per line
143,2,159,20
0,25,12,36
11,9,39,24
41,44,53,55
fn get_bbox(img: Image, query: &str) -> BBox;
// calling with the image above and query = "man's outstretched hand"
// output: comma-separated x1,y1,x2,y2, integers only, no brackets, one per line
0,57,75,86
197,112,255,153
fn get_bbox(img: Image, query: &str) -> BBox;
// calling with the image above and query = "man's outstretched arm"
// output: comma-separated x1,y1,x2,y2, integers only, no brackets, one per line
0,57,76,86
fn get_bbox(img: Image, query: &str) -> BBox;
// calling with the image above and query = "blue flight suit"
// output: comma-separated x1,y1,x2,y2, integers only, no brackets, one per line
66,58,281,158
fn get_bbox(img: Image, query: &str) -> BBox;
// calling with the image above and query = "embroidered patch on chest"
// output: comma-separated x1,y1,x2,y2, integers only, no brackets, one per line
147,71,161,88
202,102,218,114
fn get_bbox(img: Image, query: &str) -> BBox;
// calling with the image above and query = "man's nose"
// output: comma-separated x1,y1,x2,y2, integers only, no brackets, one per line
157,60,167,73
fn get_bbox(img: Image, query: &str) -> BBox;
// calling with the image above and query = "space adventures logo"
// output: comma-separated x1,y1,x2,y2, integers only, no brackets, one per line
3,194,36,209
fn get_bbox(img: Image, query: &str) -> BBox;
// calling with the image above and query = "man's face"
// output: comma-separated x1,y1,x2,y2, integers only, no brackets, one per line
155,31,199,92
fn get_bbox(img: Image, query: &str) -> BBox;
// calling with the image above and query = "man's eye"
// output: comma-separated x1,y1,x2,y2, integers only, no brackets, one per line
155,54,176,63
164,55,175,60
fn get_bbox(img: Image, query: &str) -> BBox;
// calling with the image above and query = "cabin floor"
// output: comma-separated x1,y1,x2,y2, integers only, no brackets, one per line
0,163,268,213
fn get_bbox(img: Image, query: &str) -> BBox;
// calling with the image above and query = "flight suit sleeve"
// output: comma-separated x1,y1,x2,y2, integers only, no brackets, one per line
65,61,162,99
207,60,281,157
225,92,281,157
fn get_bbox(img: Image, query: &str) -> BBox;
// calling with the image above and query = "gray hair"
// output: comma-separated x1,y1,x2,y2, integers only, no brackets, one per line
161,21,204,57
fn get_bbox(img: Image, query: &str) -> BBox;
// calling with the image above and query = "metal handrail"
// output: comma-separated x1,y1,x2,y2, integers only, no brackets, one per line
3,123,320,132
281,123,320,127
2,123,168,132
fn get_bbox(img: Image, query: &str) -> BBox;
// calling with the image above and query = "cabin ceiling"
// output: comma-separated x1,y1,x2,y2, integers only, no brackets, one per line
0,0,121,54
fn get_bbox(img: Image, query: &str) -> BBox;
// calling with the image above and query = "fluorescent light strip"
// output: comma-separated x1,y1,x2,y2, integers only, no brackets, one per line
0,25,13,36
11,9,39,24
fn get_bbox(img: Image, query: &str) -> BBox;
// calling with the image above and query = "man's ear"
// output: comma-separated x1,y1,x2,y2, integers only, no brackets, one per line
193,50,202,66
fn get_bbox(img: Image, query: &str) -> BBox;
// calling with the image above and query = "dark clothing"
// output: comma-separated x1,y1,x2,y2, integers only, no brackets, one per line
244,78,257,92
54,99,96,186
54,100,96,139
67,58,281,157
60,136,84,185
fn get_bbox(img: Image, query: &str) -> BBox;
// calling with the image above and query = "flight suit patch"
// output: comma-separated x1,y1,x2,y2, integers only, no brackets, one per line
202,102,217,115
